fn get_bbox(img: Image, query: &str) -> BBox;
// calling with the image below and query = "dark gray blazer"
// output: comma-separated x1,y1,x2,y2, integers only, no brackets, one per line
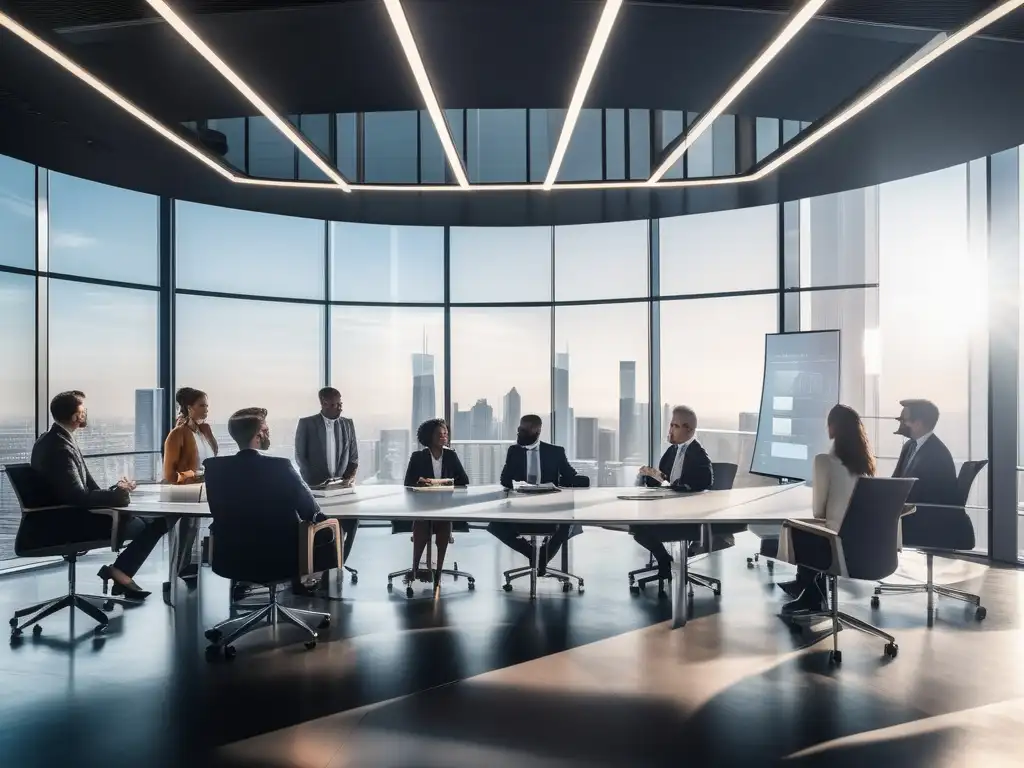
294,414,359,487
29,424,129,508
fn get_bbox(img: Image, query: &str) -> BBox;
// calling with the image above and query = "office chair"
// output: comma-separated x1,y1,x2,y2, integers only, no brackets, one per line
386,520,475,597
5,464,136,639
204,518,338,660
629,462,741,597
502,476,590,598
784,476,915,663
872,459,988,621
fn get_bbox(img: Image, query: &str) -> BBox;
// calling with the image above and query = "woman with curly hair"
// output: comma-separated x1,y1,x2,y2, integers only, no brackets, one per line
402,418,469,588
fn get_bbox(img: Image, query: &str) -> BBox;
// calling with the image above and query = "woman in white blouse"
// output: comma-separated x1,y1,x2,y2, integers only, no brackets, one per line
781,404,875,611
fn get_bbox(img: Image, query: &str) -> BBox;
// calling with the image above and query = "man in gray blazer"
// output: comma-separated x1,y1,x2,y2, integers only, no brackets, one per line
294,387,359,570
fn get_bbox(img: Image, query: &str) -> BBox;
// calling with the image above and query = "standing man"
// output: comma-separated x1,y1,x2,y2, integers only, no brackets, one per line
488,414,586,573
893,398,958,505
294,387,359,572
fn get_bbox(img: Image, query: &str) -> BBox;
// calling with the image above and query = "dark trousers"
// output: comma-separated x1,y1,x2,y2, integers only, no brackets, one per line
340,519,358,564
631,526,738,574
487,523,569,564
113,515,170,577
631,529,673,573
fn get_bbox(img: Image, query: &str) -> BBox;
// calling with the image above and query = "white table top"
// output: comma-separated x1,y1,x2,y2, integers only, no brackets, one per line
125,482,814,526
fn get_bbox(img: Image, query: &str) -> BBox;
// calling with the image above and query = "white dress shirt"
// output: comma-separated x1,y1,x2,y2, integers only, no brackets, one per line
524,439,541,484
431,450,444,479
322,415,338,477
811,451,861,530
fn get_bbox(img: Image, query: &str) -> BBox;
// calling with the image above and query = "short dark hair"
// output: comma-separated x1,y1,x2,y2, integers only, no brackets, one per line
318,387,341,402
227,407,267,448
417,418,446,447
520,414,543,429
900,399,940,431
50,391,85,423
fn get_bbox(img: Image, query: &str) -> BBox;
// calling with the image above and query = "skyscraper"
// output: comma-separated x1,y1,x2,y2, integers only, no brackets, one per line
134,388,164,483
553,352,570,450
452,402,472,441
619,361,637,462
411,352,436,436
575,417,598,460
470,399,494,440
502,387,521,440
379,429,410,482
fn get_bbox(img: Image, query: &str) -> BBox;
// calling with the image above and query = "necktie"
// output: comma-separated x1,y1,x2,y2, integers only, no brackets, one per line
333,419,343,475
527,448,539,484
902,441,918,475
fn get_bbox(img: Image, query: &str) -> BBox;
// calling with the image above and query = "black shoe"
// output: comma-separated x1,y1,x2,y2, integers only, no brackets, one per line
778,580,803,599
99,566,150,600
291,580,320,598
781,587,827,615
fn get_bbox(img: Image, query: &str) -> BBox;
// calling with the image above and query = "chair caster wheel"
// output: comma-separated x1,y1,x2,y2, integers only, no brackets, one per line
766,561,774,572
502,584,513,592
870,596,880,609
829,650,842,665
884,643,898,658
350,574,358,585
562,581,572,593
746,557,754,566
975,606,987,621
8,617,16,628
93,624,107,636
318,616,331,629
629,585,640,596
467,580,475,590
103,600,115,612
873,586,882,595
406,586,414,598
224,645,237,660
304,640,317,650
205,645,221,662
10,627,22,638
578,586,584,595
204,628,222,643
386,582,393,592
32,624,42,636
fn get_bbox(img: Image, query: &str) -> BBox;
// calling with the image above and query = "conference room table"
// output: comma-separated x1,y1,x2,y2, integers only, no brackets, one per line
127,482,815,628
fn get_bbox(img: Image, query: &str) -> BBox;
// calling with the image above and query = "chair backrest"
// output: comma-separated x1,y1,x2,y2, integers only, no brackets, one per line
711,462,738,491
837,476,916,581
955,460,987,506
4,463,59,511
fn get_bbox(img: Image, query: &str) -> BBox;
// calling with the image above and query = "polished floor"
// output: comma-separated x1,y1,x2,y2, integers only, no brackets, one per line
0,526,1020,767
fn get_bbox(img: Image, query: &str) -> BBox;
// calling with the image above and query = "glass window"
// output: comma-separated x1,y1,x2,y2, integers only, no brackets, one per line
560,109,603,183
207,117,245,172
175,295,324,462
329,222,443,303
449,226,551,303
298,114,331,182
605,109,626,181
793,187,880,288
0,272,37,559
176,201,325,300
329,306,445,483
248,116,296,179
712,115,736,176
529,109,560,183
364,111,418,183
687,111,714,179
660,294,778,487
756,117,779,163
555,220,648,301
47,281,159,458
421,109,445,184
659,205,778,296
48,172,158,285
0,154,35,269
467,109,527,183
656,110,685,180
555,303,649,486
450,307,551,484
337,113,358,181
628,109,651,180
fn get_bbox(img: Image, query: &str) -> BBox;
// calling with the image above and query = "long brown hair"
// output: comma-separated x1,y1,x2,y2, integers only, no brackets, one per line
828,404,875,477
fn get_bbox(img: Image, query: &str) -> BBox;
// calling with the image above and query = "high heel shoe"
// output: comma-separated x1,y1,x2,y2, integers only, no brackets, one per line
97,566,151,601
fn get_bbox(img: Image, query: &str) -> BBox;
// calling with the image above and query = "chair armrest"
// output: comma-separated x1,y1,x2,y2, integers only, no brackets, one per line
88,508,123,552
298,519,342,576
783,518,837,540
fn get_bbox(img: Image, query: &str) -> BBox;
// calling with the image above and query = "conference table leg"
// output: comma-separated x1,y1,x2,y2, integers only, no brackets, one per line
164,517,199,607
672,539,690,629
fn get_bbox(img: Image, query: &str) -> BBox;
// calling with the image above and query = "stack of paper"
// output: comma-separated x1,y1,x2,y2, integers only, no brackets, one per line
312,486,355,498
159,483,205,503
514,482,560,494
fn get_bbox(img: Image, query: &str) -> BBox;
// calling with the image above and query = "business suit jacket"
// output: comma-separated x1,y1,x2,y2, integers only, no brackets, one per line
30,424,129,509
162,422,218,484
893,434,958,506
403,448,470,487
500,442,579,489
294,414,359,486
203,450,324,578
642,440,714,493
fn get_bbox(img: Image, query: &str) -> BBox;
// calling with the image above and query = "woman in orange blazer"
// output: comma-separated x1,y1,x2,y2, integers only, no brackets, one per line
163,387,218,484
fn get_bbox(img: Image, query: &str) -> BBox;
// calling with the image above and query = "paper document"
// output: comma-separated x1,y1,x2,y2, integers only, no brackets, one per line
513,482,560,494
312,486,355,498
159,483,205,503
408,485,457,493
617,488,679,501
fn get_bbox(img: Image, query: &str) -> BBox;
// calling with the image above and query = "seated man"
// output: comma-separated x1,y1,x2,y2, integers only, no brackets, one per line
203,407,338,598
487,414,580,573
892,398,958,505
631,405,715,579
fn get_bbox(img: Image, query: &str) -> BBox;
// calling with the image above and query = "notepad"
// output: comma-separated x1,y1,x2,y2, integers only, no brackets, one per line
159,483,205,503
617,489,678,501
513,483,560,494
312,486,355,498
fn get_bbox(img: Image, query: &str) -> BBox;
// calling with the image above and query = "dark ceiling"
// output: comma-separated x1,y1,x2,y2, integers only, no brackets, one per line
1,0,1023,226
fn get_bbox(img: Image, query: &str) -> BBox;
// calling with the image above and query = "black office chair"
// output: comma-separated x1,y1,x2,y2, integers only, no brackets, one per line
871,459,988,620
784,476,915,663
386,518,476,597
5,464,135,638
203,517,336,661
501,475,590,598
628,462,741,597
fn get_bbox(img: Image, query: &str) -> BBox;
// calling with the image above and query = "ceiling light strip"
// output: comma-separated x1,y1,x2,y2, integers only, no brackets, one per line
146,0,351,192
382,0,469,188
0,10,237,181
647,0,828,185
754,0,1024,179
542,0,624,190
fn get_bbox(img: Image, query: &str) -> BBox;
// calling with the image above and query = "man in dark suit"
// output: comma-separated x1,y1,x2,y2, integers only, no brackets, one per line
631,405,715,578
30,390,169,599
204,407,337,596
893,398,958,505
487,414,581,572
294,387,359,565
